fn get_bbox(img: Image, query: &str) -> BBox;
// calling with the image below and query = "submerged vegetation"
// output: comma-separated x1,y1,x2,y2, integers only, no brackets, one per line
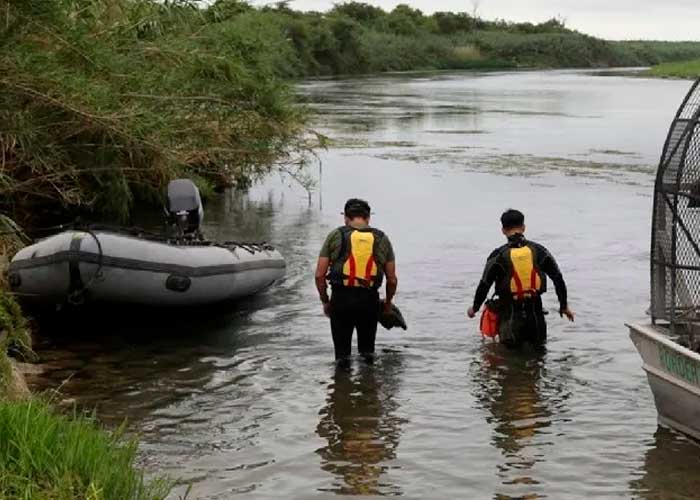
0,399,172,499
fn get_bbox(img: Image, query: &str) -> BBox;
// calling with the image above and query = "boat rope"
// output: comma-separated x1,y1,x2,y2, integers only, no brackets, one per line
66,228,104,306
2,219,275,256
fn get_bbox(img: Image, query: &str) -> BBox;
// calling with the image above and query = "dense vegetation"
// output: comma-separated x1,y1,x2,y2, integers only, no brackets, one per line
0,216,31,399
0,0,312,227
3,0,700,227
217,2,700,76
612,41,700,67
0,399,172,499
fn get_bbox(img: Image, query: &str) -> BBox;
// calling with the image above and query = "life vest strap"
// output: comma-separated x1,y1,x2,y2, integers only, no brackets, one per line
347,254,357,287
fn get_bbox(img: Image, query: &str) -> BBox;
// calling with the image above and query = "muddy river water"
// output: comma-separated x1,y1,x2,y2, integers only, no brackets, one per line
28,70,700,499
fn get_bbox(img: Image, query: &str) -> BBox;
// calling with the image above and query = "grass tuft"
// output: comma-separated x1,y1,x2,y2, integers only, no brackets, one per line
0,399,173,500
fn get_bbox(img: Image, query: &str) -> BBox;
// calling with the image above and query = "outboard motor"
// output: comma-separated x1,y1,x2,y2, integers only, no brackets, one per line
166,179,204,239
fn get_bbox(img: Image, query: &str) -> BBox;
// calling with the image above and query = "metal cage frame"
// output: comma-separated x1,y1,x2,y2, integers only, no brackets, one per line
651,78,700,332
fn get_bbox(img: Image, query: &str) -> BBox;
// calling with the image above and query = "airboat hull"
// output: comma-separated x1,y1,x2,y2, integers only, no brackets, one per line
628,322,700,441
8,230,286,307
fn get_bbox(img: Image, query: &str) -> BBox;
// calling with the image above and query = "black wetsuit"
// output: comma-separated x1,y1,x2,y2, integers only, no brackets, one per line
330,287,379,360
472,233,568,347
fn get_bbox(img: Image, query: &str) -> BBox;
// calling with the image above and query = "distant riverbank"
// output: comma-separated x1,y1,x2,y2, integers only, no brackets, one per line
647,60,700,79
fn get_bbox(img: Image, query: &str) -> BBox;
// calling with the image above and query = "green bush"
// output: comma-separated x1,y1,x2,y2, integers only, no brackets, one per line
613,41,700,66
0,0,307,225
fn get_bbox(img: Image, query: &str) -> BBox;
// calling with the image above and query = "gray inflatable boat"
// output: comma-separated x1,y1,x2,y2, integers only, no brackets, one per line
7,180,286,307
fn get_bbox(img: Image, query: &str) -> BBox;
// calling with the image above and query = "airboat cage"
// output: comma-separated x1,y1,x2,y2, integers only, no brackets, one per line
651,78,700,330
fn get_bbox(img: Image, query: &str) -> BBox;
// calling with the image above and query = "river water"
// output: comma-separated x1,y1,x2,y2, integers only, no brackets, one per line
26,70,700,499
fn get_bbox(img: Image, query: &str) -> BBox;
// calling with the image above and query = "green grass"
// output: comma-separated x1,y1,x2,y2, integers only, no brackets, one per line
647,59,700,79
0,399,173,500
612,41,700,66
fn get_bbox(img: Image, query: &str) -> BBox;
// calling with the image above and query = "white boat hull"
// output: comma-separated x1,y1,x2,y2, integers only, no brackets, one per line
628,322,700,440
8,230,286,307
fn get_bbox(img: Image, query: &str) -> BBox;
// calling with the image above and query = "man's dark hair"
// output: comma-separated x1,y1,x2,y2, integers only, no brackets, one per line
344,198,371,218
501,209,525,230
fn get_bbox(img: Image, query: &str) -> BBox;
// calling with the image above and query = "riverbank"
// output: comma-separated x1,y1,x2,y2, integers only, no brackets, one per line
228,4,700,76
1,216,172,498
0,219,32,400
0,289,169,498
647,60,700,79
0,399,173,499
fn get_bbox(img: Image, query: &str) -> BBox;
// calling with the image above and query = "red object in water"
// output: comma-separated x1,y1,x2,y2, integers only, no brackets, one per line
479,303,499,338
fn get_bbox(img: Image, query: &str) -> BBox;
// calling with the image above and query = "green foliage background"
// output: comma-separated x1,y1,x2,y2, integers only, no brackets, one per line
2,0,699,225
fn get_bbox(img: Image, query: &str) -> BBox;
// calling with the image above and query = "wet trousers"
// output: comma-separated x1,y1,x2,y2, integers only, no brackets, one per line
329,287,379,360
498,296,547,347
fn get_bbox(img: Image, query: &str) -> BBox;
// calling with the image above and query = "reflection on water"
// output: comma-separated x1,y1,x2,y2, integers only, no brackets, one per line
472,343,570,500
630,428,700,500
29,287,268,427
26,190,309,428
300,70,690,188
316,355,405,496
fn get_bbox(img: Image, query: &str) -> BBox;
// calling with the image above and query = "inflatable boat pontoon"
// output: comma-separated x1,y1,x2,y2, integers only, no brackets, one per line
7,180,286,307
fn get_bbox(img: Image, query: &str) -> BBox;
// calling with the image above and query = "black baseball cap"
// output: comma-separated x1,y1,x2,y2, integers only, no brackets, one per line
343,198,371,217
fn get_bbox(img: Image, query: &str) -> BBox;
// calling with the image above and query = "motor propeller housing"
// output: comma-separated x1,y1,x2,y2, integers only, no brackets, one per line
166,179,204,237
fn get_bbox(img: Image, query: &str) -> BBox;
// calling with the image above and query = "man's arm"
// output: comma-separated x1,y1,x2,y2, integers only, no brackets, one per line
468,250,502,318
539,246,575,322
315,257,331,305
472,280,493,313
316,230,339,317
384,261,398,309
378,235,397,311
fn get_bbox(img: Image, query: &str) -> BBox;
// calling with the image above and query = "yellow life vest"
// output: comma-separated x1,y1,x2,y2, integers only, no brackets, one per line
508,246,542,300
329,227,384,288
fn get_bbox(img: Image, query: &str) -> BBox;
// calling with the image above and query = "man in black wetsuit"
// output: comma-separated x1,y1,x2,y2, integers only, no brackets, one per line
467,209,574,347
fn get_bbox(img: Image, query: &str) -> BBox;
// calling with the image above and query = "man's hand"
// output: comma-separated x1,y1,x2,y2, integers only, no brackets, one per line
467,307,476,319
383,300,393,314
561,307,575,322
323,301,332,317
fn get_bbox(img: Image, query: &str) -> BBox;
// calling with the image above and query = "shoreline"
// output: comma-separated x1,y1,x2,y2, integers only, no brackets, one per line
645,61,700,80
